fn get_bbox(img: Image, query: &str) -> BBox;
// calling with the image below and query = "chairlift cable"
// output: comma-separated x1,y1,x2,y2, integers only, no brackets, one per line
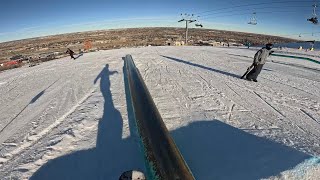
197,0,317,15
201,9,305,20
200,5,310,18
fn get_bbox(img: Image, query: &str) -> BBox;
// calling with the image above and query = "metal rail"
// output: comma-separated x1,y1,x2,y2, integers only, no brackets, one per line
271,53,320,64
124,55,195,180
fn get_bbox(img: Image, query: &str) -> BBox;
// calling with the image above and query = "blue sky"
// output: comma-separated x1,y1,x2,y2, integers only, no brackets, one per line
0,0,319,42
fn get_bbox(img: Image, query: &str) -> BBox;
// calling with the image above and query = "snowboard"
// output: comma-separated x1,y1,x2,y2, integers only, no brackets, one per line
241,64,254,79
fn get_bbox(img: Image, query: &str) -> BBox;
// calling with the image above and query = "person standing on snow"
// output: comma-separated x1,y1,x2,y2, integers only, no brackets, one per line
66,48,75,60
246,43,274,82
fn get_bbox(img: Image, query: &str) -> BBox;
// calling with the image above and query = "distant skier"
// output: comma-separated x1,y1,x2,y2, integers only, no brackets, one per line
245,43,274,82
66,48,75,60
247,42,251,49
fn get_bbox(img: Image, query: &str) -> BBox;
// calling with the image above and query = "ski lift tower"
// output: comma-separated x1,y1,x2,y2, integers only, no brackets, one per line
178,13,197,45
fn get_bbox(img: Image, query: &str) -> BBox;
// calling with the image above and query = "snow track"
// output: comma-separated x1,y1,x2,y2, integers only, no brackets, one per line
0,46,319,179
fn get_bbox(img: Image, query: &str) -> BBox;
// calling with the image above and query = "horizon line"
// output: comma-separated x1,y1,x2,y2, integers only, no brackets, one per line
0,26,303,44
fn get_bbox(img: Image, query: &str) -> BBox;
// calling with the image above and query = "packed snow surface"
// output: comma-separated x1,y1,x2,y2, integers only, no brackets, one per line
0,46,319,179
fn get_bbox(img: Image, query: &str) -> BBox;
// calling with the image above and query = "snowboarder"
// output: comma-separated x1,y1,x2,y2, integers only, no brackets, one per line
246,43,274,82
66,48,75,60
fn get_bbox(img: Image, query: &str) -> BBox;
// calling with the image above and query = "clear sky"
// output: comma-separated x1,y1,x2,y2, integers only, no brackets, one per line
0,0,319,42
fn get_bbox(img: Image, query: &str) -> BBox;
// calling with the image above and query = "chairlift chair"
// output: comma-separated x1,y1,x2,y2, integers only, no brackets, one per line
307,17,318,24
248,12,257,25
307,4,318,24
195,16,203,28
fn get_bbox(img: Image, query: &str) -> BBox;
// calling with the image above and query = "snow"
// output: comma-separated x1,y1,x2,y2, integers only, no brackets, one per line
0,46,319,179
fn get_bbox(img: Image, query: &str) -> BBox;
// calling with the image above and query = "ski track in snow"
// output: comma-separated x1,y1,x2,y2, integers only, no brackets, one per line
0,46,319,179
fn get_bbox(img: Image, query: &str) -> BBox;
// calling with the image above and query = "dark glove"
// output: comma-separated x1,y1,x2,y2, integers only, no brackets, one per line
269,50,274,55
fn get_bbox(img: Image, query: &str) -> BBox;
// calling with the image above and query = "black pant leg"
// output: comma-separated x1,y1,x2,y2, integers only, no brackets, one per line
246,64,264,80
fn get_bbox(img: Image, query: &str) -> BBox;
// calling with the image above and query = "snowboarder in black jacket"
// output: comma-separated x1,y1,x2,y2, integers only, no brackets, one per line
66,48,75,60
246,43,274,82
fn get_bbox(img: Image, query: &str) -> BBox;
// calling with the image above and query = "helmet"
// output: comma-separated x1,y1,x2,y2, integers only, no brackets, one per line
266,43,273,50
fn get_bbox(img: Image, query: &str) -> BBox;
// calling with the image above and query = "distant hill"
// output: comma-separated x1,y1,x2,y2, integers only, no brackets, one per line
0,27,297,63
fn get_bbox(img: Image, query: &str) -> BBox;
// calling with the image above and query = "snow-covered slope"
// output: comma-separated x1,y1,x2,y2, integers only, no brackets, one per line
0,46,319,179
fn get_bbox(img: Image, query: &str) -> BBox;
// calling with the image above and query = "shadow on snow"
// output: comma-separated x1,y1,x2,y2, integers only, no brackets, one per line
0,79,59,134
31,61,309,180
30,64,144,180
171,120,309,180
161,55,242,78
